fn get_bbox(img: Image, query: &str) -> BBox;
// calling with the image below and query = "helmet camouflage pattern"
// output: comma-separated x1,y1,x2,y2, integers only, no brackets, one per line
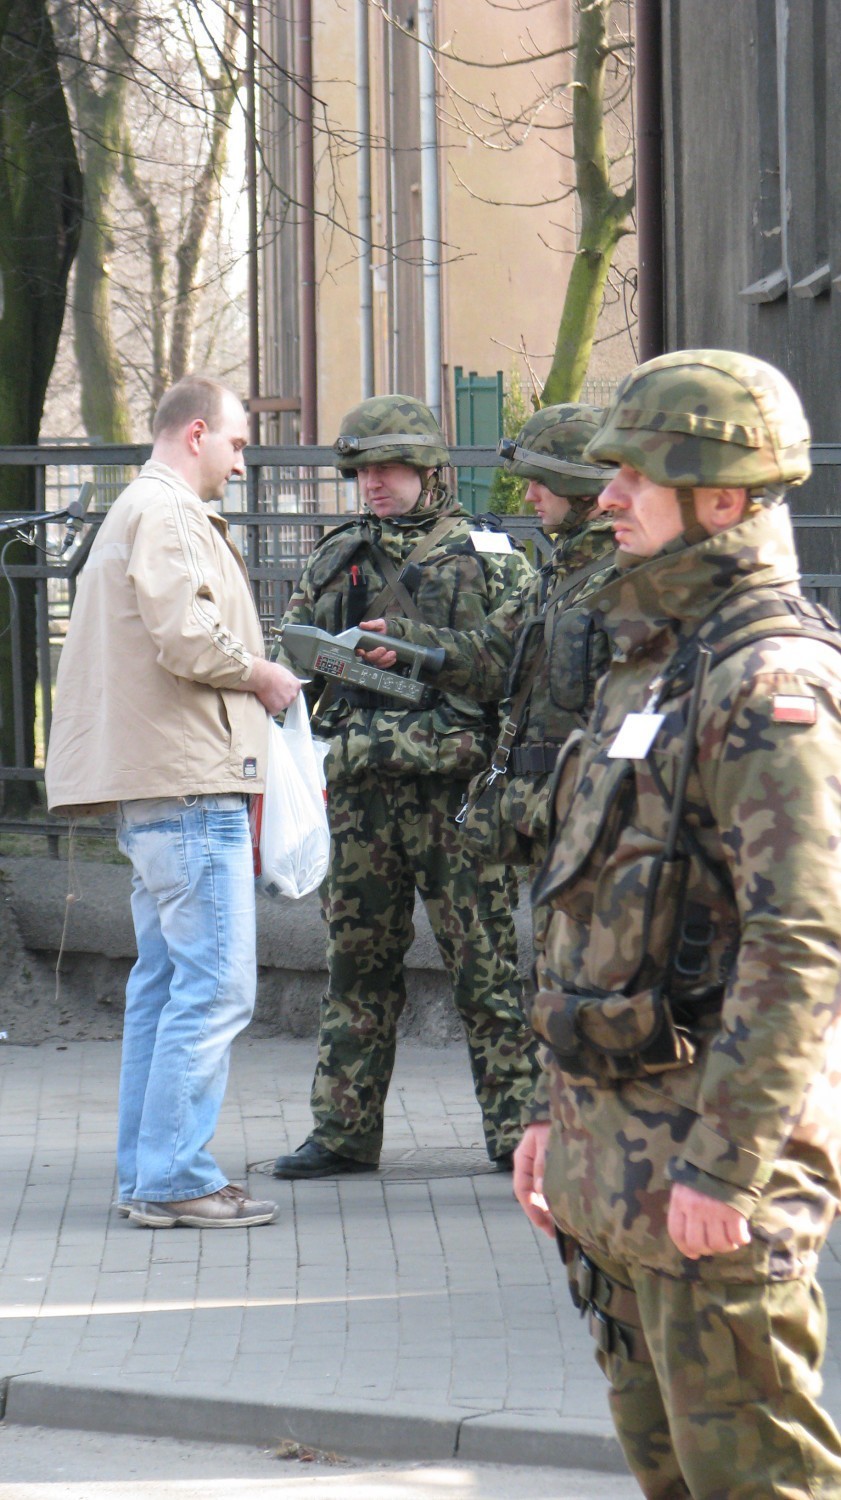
499,404,613,499
584,349,812,492
333,395,450,473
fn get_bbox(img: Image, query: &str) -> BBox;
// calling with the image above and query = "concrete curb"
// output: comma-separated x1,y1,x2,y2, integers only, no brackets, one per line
2,1376,627,1473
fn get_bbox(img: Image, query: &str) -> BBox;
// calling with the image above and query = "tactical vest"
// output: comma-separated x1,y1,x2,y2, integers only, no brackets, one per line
286,504,532,786
531,586,841,1087
455,551,612,863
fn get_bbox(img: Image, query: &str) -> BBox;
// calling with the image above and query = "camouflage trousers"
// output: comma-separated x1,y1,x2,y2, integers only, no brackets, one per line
558,1235,841,1499
310,772,542,1163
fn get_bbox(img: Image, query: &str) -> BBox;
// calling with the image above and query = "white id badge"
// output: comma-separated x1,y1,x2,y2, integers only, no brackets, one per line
608,712,664,760
469,530,513,554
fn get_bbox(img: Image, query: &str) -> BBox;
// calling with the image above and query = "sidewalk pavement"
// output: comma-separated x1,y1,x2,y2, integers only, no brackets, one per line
2,1039,841,1479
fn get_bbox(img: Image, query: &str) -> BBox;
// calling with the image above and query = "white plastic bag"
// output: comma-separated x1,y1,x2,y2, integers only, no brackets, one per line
251,696,330,899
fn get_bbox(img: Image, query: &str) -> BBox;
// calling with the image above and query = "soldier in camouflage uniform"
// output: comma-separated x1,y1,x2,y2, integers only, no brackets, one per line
360,405,616,872
514,351,841,1498
272,395,542,1179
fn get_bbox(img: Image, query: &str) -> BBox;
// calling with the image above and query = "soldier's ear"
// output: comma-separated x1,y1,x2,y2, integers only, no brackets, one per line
719,487,750,528
695,486,749,534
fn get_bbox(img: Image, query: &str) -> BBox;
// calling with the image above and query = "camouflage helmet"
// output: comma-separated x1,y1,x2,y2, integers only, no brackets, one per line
498,403,612,499
333,395,449,474
584,349,812,492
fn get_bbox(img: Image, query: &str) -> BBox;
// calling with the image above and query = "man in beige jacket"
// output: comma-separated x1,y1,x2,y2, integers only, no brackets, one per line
46,376,300,1228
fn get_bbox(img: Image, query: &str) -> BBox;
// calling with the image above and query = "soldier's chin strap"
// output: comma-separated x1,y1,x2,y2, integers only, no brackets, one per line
567,492,601,519
676,485,712,545
750,484,787,509
678,483,781,540
420,468,446,504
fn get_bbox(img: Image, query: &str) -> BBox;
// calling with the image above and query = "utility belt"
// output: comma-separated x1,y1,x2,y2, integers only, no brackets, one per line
557,1232,652,1364
533,982,724,1085
509,742,563,776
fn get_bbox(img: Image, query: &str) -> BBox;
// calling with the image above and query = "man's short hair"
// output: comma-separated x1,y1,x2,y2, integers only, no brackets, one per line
152,376,238,439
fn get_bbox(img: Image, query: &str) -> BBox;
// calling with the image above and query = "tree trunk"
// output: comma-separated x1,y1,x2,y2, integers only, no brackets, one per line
73,168,133,442
169,4,240,382
121,142,169,423
542,0,634,405
72,8,140,442
0,0,82,809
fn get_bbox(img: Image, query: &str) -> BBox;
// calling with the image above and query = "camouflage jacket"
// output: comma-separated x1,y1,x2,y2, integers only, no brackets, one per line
387,514,616,858
278,488,534,787
532,504,841,1280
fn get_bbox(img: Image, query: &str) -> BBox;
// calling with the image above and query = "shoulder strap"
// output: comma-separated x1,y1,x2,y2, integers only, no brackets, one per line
642,589,841,904
654,589,841,709
542,553,612,644
366,513,463,622
488,639,547,777
491,553,611,771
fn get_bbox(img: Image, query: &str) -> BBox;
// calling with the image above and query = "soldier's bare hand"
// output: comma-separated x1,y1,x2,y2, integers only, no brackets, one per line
513,1122,555,1238
358,618,397,668
667,1183,751,1260
245,657,302,715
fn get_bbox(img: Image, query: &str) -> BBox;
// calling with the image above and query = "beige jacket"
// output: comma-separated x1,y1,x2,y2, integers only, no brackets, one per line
46,460,269,815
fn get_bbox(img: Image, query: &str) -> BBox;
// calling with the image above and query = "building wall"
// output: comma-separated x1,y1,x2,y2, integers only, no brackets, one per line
303,0,635,444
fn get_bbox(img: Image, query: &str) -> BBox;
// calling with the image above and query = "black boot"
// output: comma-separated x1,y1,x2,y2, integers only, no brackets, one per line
272,1138,378,1180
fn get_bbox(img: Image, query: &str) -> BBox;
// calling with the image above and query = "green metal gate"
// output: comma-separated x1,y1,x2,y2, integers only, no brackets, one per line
453,367,503,512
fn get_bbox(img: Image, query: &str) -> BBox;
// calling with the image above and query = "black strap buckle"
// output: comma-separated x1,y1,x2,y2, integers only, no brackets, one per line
589,1307,612,1353
589,1307,633,1361
576,1251,596,1304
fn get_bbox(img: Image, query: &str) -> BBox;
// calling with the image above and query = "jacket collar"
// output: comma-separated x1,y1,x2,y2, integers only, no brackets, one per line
550,513,615,569
589,503,801,661
363,484,463,536
139,458,231,538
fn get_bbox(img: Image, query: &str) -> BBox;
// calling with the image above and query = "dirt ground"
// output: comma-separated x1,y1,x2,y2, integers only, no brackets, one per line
0,863,130,1045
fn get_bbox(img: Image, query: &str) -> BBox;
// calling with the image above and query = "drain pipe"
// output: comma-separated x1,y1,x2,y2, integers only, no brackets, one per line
296,0,318,442
244,0,260,445
635,0,665,359
385,0,399,389
356,0,375,397
418,0,442,422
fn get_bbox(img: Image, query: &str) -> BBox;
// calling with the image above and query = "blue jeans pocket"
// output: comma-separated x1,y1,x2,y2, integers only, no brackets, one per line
203,808,251,851
119,818,190,900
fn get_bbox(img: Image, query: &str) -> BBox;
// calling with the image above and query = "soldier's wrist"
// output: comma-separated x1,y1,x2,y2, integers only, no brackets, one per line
667,1159,758,1220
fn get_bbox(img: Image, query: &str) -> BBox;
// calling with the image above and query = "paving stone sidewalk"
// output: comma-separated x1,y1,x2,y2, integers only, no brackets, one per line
2,1038,841,1474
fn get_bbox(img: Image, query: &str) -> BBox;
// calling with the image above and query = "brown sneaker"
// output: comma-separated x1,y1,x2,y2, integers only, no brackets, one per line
129,1184,278,1229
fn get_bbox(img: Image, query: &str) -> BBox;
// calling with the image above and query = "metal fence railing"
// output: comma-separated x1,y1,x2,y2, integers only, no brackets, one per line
0,441,840,839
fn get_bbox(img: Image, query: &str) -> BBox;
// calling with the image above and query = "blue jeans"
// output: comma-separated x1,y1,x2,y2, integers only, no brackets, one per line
115,794,256,1203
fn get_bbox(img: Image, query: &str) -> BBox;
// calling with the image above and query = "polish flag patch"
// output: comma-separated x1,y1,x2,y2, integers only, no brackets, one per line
772,694,817,725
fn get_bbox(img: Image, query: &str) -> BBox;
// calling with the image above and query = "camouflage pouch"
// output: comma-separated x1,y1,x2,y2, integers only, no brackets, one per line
457,767,534,864
307,529,366,591
532,984,697,1086
586,844,690,993
547,608,594,713
334,695,491,781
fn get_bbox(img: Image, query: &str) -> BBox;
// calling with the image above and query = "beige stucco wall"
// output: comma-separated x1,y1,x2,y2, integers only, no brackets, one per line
435,0,572,426
311,0,635,443
308,4,362,442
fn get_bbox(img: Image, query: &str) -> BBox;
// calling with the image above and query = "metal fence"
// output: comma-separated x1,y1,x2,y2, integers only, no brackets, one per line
1,441,840,837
